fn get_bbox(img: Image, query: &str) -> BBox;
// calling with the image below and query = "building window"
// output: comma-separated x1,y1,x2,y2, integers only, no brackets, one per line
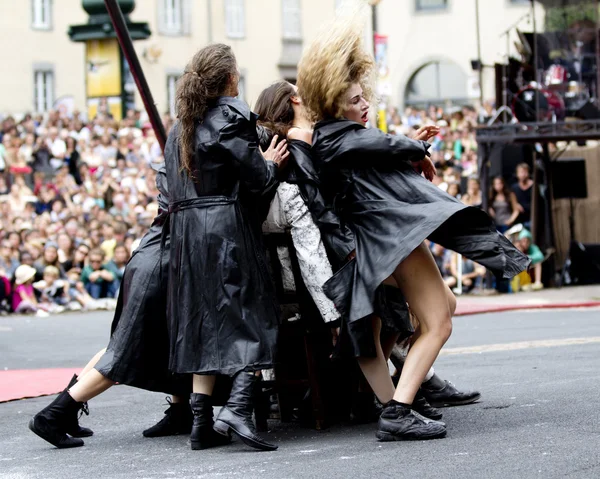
34,69,54,112
282,0,302,40
225,0,245,38
167,74,180,117
31,0,52,30
415,0,447,11
158,0,184,35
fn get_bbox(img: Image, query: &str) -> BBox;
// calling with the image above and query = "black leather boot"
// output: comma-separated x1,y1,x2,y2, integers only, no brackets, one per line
421,375,481,408
65,374,93,438
412,391,443,421
189,393,231,450
143,397,193,437
377,401,446,442
29,390,85,448
213,372,278,451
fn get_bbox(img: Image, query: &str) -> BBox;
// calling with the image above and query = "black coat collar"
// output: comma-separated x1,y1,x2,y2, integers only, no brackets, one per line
215,96,254,121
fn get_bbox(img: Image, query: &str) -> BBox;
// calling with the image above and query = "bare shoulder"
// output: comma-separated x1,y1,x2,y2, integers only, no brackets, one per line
287,127,313,145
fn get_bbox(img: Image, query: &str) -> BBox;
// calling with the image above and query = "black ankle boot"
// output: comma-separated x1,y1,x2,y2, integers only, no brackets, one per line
412,391,443,421
189,393,231,450
421,374,481,408
143,397,193,438
65,374,93,438
214,372,278,451
29,390,86,448
376,401,446,442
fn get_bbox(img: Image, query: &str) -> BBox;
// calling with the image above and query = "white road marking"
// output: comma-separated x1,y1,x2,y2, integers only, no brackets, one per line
440,337,600,356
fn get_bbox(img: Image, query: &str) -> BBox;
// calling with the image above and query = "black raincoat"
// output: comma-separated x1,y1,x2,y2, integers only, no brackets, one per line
285,139,413,356
95,164,188,395
166,97,280,376
312,119,530,323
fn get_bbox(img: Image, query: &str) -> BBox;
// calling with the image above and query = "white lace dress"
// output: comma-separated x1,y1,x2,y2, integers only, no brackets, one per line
262,182,340,324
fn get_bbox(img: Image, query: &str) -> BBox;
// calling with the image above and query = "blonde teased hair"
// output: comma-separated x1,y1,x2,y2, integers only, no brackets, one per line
297,1,376,122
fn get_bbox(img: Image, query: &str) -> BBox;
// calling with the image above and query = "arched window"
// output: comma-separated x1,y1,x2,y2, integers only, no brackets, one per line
405,60,468,107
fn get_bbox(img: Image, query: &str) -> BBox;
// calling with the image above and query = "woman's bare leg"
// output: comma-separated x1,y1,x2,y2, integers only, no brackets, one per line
69,369,115,403
356,317,395,404
193,375,216,395
391,243,453,405
79,348,106,377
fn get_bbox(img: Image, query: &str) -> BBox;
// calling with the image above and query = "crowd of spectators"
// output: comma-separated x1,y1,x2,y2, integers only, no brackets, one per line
0,107,169,316
0,101,541,317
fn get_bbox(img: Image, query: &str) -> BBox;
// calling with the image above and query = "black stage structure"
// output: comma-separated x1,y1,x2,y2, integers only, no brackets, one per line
476,0,600,285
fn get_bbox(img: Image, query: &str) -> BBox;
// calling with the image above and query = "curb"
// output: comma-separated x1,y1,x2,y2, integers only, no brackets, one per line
455,301,600,317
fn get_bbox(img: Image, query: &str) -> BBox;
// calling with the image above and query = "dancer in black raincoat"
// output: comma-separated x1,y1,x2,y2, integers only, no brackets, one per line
255,81,478,424
166,44,287,452
29,163,193,449
297,13,529,441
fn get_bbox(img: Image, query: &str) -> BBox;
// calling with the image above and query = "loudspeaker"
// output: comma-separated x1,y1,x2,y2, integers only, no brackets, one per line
569,242,600,285
551,158,588,199
574,101,600,120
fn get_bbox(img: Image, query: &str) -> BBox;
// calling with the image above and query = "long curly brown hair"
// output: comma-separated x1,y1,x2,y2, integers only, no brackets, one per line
254,81,296,138
175,44,237,175
297,4,375,122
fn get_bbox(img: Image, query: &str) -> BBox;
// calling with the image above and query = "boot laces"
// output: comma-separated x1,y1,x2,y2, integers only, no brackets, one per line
164,396,174,414
78,402,90,419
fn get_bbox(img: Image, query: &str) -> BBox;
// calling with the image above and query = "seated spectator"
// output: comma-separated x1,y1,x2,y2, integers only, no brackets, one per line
33,242,65,281
446,253,486,293
0,240,19,278
489,176,521,233
12,264,48,316
33,265,69,312
65,268,102,310
81,249,117,299
447,182,461,200
461,177,482,208
514,229,544,291
100,223,117,260
105,244,129,292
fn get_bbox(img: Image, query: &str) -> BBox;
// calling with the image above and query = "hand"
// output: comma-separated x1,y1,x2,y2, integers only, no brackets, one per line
347,249,356,261
89,271,100,282
419,156,436,182
260,135,289,168
411,125,440,142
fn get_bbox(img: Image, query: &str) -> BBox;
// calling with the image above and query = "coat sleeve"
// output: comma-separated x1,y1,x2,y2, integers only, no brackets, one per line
217,116,279,196
331,128,430,167
289,141,355,266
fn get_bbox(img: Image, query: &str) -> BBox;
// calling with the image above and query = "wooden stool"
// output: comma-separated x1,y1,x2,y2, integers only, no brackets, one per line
258,231,327,430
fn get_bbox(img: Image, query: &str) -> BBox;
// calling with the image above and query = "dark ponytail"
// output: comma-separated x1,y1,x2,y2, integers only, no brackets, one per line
176,44,237,175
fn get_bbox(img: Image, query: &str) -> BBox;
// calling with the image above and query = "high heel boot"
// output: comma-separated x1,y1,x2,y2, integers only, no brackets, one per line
189,393,231,450
213,372,278,451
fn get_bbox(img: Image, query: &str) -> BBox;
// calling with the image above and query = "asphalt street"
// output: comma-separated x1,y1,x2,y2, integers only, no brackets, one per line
1,308,599,479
